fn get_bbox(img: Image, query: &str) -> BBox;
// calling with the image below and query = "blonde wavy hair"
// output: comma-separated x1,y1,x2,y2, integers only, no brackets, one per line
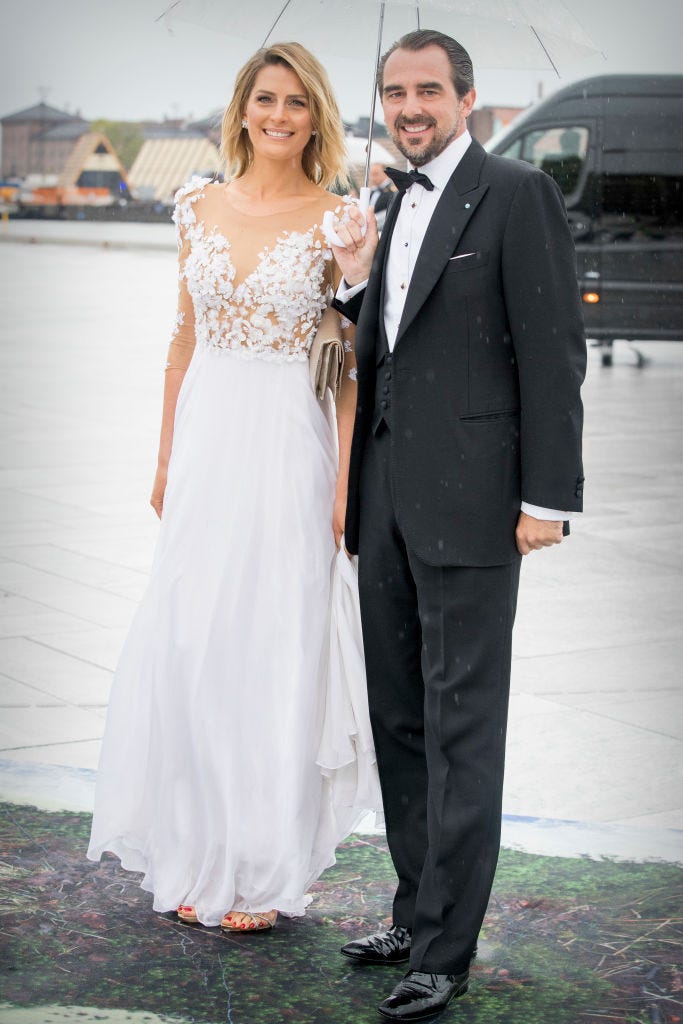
221,42,348,189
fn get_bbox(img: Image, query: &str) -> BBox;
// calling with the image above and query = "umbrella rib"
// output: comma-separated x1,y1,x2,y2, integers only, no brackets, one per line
529,25,560,77
155,1,181,23
261,0,296,46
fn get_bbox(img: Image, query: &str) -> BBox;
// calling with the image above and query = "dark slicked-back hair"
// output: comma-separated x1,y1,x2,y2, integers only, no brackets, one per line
378,29,474,99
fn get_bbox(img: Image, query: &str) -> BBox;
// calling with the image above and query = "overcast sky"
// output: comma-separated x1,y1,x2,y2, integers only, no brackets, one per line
1,0,681,126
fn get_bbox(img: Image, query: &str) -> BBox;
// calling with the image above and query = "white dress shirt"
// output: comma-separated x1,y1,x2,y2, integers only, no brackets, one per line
337,131,574,523
384,130,472,349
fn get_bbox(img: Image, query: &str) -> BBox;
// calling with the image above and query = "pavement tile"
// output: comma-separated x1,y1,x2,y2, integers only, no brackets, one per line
504,706,683,822
53,534,156,574
0,706,104,751
0,636,112,704
0,560,137,628
0,483,96,516
24,628,127,673
513,573,681,657
549,692,683,741
0,543,148,593
0,594,93,639
0,464,109,489
609,808,683,829
511,639,682,695
1,739,102,771
0,520,110,548
0,674,56,708
15,487,152,523
520,527,683,586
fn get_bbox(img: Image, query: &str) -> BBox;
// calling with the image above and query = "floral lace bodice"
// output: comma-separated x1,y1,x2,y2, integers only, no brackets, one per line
167,178,355,378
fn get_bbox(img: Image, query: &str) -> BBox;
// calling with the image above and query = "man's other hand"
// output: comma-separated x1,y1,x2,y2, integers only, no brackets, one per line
515,511,564,555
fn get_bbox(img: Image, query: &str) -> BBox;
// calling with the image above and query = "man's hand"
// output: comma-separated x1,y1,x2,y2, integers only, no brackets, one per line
330,205,379,287
515,511,564,555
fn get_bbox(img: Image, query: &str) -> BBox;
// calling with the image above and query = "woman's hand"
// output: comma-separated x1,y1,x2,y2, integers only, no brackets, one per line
333,487,347,549
150,464,168,519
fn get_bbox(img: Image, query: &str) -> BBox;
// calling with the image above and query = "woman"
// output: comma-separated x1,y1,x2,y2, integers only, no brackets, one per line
87,42,378,932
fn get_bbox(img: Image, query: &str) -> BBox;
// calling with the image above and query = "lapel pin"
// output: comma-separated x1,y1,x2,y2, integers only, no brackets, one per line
464,203,471,209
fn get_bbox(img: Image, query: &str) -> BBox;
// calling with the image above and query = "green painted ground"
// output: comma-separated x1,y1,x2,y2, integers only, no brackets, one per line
0,804,681,1024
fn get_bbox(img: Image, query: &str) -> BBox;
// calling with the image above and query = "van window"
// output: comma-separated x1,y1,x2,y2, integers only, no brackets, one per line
500,125,589,196
601,95,682,151
597,168,683,241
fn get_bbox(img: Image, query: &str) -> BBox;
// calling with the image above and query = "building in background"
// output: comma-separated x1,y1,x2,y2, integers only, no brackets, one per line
52,132,129,198
128,121,223,203
1,102,89,178
469,105,526,145
1,99,527,217
1,102,129,205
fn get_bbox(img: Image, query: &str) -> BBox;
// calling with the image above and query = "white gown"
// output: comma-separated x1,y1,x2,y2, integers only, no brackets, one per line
87,178,381,925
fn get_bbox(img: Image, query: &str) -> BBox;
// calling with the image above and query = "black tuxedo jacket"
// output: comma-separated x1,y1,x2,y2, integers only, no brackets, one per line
336,139,586,566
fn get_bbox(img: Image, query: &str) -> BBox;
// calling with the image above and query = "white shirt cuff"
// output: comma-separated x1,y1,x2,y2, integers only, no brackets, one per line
521,502,577,521
336,279,368,303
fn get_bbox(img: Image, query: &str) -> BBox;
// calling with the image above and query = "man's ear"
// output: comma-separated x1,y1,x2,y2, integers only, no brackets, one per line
461,88,476,120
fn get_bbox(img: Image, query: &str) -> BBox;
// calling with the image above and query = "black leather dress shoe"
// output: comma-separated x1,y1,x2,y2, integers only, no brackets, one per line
377,970,469,1021
340,925,412,964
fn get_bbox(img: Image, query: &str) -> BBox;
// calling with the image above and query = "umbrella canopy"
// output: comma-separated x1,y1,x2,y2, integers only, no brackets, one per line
158,0,601,240
160,0,600,76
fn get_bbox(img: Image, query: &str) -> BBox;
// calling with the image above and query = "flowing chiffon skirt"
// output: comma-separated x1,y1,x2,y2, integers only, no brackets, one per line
87,347,380,925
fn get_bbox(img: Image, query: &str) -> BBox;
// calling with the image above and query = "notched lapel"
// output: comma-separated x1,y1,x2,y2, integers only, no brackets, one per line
396,143,489,345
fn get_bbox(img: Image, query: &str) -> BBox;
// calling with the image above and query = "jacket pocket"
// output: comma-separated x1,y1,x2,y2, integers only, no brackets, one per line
460,409,519,422
444,249,488,272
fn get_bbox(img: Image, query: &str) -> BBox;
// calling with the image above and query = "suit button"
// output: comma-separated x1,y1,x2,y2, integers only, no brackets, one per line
380,400,388,409
384,371,392,380
382,385,389,394
386,354,393,364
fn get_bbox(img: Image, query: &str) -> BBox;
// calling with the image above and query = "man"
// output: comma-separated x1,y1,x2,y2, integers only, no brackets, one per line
331,29,585,1022
368,161,396,230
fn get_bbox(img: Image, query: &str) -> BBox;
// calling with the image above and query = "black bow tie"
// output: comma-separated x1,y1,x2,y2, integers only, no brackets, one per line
384,166,435,194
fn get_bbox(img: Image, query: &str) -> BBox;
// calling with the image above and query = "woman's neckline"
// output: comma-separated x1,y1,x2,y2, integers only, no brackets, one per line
218,181,329,220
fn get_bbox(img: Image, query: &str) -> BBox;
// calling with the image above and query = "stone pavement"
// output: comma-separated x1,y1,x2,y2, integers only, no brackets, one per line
0,227,681,861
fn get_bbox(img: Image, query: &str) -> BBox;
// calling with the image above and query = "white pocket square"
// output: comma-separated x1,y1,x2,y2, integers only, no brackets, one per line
449,252,477,261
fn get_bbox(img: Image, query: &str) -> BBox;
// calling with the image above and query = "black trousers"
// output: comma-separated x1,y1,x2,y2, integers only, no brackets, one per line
357,425,521,974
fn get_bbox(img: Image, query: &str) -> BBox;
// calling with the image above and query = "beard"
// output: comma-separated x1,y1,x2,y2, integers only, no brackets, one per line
389,111,462,167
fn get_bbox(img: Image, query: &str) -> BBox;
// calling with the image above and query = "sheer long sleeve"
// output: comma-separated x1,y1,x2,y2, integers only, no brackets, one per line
165,208,196,372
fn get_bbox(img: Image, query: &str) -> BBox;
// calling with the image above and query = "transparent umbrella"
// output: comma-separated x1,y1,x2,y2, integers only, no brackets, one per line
158,0,600,237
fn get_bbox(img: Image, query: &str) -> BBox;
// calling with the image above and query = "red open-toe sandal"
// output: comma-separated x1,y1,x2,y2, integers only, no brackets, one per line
221,910,277,933
177,904,199,924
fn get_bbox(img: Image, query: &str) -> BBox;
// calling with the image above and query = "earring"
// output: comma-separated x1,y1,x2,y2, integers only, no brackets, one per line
241,119,248,129
311,130,318,137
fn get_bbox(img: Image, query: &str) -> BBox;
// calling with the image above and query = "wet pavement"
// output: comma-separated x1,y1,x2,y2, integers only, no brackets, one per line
0,227,682,863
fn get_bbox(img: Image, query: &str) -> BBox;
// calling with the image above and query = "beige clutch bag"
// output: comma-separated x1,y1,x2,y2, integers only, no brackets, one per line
309,304,344,400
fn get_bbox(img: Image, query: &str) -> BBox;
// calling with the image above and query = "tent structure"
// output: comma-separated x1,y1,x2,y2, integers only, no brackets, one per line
128,135,223,203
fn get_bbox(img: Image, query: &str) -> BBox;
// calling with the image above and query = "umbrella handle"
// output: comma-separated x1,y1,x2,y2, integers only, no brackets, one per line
321,188,370,249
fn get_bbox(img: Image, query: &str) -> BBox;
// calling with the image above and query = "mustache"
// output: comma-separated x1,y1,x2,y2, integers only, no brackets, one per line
395,116,436,129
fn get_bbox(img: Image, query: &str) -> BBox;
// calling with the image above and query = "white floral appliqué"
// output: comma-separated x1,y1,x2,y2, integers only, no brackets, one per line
172,182,337,364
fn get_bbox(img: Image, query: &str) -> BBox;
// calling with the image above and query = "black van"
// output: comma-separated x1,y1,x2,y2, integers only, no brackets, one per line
486,75,683,365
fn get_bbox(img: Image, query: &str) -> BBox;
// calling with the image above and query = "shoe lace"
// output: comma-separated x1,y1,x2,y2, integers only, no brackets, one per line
367,927,409,956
